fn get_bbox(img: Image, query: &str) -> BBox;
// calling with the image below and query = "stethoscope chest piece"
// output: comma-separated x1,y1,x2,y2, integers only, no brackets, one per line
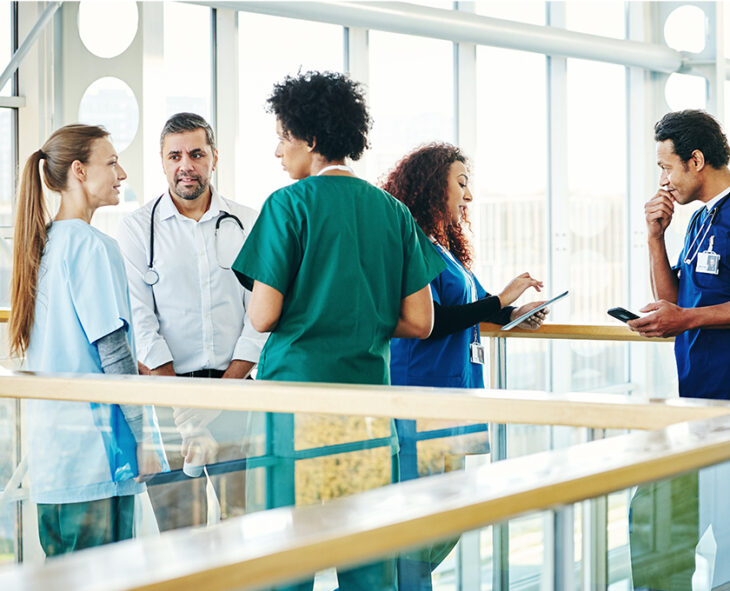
144,268,160,286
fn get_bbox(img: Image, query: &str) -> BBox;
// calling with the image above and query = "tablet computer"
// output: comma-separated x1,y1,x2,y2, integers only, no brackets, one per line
500,290,569,331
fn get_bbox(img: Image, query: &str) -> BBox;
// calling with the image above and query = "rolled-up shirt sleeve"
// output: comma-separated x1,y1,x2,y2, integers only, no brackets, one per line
117,213,174,370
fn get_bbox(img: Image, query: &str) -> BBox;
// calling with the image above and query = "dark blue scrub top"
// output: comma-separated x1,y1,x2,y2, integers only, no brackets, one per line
674,195,730,399
390,244,487,389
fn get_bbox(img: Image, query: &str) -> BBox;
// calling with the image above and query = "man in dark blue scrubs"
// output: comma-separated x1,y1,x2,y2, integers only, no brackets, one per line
628,110,730,590
629,109,730,400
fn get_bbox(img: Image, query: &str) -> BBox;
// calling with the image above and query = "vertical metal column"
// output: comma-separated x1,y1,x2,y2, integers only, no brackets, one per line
582,428,608,589
213,7,239,201
545,4,574,588
265,412,296,510
489,336,508,591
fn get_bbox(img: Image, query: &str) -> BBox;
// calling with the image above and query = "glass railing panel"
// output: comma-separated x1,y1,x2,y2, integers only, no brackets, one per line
256,457,730,591
607,489,631,588
295,447,394,504
0,398,16,565
11,396,598,566
295,413,393,449
4,399,730,591
489,331,678,398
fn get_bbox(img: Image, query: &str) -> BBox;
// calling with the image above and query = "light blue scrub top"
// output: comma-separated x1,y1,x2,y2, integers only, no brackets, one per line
674,194,730,400
391,245,488,389
25,220,147,503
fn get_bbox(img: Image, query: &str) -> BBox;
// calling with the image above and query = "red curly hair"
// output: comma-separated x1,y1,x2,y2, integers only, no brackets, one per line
381,142,473,268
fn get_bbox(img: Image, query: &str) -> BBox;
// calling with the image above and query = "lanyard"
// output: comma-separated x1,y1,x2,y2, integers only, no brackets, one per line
317,164,354,175
684,192,730,265
432,240,479,343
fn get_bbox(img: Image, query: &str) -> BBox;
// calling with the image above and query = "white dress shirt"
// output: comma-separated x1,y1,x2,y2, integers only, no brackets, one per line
117,187,267,374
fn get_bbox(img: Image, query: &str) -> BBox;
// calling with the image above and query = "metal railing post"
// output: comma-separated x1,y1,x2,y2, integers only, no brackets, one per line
488,335,509,591
583,428,608,589
266,412,296,510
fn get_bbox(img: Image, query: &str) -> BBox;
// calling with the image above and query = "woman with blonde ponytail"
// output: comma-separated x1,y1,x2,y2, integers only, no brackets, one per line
11,124,167,557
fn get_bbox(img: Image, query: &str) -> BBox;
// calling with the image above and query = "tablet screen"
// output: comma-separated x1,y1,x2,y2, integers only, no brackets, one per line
500,290,569,331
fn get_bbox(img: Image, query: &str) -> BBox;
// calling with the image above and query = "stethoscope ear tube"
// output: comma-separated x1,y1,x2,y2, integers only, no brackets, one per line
215,211,244,231
144,195,245,283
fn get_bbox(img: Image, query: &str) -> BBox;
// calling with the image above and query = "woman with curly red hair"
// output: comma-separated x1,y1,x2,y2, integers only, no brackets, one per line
383,143,546,389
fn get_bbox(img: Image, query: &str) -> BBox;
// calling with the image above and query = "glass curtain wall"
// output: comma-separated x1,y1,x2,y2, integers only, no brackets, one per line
237,13,343,211
0,0,16,567
366,31,455,182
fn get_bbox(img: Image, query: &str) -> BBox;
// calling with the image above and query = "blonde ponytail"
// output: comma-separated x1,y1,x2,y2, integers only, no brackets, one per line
9,124,109,358
10,150,49,357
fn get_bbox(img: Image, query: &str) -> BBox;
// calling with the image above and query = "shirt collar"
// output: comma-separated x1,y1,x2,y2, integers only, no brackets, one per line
705,186,730,211
158,185,225,222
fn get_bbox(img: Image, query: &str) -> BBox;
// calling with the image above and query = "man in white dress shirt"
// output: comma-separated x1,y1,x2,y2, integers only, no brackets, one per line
118,112,265,381
118,115,265,520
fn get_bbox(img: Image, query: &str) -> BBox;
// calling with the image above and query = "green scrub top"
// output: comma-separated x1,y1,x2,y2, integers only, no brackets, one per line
232,175,445,385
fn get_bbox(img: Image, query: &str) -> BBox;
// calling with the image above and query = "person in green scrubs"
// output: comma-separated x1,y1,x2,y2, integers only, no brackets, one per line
232,71,445,591
232,71,444,385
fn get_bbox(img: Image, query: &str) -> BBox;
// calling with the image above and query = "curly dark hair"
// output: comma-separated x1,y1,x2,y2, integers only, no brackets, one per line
655,110,730,169
267,70,372,162
381,143,473,269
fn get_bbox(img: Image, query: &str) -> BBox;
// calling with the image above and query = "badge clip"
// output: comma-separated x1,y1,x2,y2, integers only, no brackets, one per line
697,235,720,275
470,342,486,365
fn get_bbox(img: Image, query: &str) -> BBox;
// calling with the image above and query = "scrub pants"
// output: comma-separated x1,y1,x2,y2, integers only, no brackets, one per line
629,473,699,591
37,495,135,557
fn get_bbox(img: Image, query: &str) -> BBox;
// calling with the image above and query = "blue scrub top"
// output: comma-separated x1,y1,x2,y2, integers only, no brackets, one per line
25,220,147,503
391,244,487,389
674,195,730,399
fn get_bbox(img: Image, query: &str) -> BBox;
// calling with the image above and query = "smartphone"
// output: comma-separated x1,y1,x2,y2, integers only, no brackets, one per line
607,307,639,323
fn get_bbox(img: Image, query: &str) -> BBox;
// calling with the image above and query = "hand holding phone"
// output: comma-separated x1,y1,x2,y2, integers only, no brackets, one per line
607,307,639,323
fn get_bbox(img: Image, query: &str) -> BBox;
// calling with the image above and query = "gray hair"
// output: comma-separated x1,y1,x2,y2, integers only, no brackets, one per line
160,112,216,152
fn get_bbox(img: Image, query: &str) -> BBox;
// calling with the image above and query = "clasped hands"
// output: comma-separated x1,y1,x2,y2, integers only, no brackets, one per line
173,406,221,468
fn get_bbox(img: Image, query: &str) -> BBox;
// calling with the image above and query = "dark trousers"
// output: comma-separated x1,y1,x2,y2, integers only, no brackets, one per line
37,495,135,557
277,560,397,591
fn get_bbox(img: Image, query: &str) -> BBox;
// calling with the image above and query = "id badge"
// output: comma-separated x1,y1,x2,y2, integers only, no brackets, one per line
697,250,720,275
470,342,486,365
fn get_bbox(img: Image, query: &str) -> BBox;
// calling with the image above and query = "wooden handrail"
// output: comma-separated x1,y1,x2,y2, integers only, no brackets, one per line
0,370,727,430
0,309,670,342
4,413,730,591
480,322,673,342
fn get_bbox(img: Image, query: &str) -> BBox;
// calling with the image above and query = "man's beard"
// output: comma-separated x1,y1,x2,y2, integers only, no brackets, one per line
175,176,208,200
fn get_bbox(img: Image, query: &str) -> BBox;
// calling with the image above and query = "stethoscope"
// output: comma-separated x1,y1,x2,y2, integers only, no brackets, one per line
683,192,730,266
143,194,245,286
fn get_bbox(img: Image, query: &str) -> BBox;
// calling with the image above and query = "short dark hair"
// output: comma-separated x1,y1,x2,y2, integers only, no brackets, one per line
654,110,730,169
267,71,371,161
160,112,216,152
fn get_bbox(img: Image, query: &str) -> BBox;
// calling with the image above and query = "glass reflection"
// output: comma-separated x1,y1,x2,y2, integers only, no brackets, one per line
629,462,730,591
9,404,730,591
24,400,168,557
